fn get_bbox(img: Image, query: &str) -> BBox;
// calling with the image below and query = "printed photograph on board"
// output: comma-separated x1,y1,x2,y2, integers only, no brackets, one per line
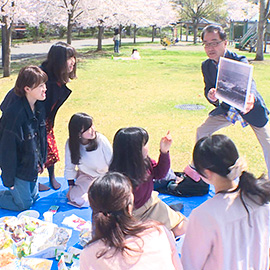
215,57,253,112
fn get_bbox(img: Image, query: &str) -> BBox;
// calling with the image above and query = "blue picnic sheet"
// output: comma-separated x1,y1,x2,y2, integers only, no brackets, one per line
0,176,215,269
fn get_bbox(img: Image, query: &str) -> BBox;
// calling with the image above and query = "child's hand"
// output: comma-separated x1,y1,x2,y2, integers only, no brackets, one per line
160,131,172,154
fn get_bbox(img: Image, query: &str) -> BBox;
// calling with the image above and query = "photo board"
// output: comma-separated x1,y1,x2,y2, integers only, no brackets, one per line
215,57,253,112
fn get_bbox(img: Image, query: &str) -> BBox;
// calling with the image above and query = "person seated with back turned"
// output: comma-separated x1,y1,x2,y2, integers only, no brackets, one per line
181,134,270,270
0,66,48,211
109,127,188,237
80,172,183,270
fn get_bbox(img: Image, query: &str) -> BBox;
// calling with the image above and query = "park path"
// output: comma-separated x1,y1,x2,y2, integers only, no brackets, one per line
0,37,152,61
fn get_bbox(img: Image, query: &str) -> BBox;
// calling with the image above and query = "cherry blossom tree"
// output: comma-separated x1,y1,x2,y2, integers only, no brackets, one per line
143,0,178,42
225,0,270,61
1,0,15,76
37,0,118,49
84,0,119,50
79,0,177,50
35,0,89,45
255,0,270,60
173,0,224,44
0,0,42,77
111,0,177,44
225,0,258,21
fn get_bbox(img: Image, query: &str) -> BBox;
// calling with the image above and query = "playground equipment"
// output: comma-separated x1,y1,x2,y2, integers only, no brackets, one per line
235,23,258,52
160,36,175,48
160,26,179,49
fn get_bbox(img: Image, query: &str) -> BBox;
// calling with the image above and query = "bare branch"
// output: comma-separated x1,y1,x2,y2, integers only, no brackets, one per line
62,0,68,9
73,9,83,20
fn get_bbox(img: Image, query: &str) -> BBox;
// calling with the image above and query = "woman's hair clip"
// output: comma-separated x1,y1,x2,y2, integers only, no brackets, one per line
227,157,248,181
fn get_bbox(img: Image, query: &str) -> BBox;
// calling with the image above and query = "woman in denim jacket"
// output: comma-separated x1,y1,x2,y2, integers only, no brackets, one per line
0,66,48,211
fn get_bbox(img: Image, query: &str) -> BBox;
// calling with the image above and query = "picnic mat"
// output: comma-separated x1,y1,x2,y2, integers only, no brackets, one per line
0,176,215,269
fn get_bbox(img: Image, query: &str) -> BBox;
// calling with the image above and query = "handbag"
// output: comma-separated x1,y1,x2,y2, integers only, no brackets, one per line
155,172,209,197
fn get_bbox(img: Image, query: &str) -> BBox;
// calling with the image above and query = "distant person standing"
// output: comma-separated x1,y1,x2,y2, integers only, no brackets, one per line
113,29,120,53
183,24,270,181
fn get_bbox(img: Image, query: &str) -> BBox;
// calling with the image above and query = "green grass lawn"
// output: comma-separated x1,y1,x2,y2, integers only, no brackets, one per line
1,41,270,178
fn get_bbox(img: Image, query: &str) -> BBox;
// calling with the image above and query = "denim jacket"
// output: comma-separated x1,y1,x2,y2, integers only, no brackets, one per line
0,97,47,187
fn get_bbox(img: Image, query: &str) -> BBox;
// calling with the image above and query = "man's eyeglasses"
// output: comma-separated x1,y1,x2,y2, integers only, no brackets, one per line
202,41,223,48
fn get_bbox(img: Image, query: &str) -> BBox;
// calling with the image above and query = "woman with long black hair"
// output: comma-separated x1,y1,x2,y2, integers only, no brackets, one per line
40,41,77,190
65,113,112,207
181,134,270,269
109,127,187,237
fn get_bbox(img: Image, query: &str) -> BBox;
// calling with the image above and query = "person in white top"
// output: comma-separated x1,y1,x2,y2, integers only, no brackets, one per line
80,172,183,270
181,134,270,270
65,113,112,207
131,49,141,60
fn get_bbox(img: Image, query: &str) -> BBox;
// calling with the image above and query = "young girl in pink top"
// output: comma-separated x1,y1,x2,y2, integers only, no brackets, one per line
80,172,183,270
181,134,270,270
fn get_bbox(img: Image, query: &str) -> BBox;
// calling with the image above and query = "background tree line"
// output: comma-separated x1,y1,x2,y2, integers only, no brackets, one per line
1,0,269,77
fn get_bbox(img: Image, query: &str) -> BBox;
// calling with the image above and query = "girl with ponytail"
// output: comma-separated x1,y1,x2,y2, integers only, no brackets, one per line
181,134,270,270
80,172,183,270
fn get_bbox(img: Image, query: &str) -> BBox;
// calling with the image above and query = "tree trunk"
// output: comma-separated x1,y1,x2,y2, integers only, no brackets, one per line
255,0,267,60
97,25,104,51
152,25,155,42
33,26,39,43
126,25,131,36
133,24,137,43
2,16,12,77
67,13,73,45
119,25,122,47
2,23,5,68
264,33,268,53
193,22,198,44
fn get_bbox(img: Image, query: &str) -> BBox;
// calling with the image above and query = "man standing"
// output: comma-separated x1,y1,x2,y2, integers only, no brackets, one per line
184,24,270,179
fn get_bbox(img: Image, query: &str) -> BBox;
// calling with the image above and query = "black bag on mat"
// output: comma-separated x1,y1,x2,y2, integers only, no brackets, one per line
155,172,209,197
